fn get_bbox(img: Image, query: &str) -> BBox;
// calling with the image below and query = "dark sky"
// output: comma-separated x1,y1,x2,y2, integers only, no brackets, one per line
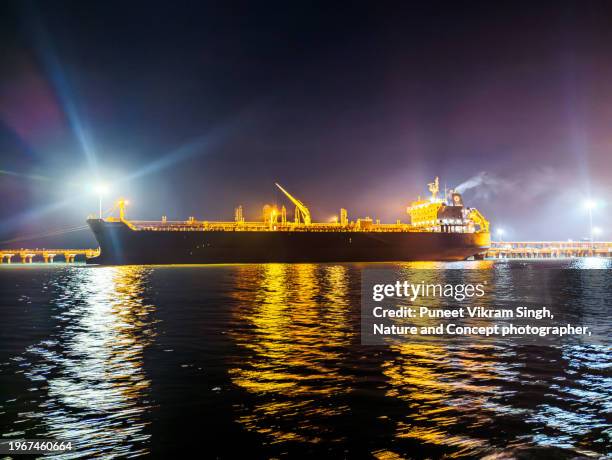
1,0,612,246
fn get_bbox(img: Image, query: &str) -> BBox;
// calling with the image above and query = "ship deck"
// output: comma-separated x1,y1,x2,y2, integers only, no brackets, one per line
124,220,467,233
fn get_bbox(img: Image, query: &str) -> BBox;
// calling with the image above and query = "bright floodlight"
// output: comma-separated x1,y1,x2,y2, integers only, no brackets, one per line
93,183,110,219
496,228,504,236
593,227,602,236
584,199,597,210
93,183,109,195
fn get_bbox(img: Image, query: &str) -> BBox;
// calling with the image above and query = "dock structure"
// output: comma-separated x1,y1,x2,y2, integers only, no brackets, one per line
486,241,612,259
3,243,611,263
0,248,100,264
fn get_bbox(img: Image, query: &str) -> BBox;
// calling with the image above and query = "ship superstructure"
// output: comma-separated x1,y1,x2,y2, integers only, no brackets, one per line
407,177,489,234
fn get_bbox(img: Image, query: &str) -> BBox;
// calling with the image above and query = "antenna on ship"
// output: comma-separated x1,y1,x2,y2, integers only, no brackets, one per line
428,177,439,201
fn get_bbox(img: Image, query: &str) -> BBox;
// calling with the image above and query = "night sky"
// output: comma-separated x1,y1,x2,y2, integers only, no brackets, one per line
1,0,612,247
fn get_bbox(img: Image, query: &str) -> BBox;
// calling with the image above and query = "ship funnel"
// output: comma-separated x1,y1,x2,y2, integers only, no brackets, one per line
450,191,464,207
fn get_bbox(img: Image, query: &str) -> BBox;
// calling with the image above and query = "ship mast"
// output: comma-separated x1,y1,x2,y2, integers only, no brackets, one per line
428,177,440,201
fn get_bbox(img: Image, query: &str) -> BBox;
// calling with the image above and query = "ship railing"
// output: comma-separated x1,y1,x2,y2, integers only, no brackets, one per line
129,221,491,233
128,220,425,232
127,220,491,234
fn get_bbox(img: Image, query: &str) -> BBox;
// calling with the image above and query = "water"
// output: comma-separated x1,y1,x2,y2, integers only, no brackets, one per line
0,261,610,458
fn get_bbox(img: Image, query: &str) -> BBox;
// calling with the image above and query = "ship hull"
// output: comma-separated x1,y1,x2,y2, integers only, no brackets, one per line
87,219,490,265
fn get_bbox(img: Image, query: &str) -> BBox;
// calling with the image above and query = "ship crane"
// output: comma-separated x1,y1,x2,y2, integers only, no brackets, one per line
275,183,311,225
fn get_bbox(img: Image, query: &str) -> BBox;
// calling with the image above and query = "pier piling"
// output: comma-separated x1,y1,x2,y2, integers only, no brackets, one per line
0,249,100,264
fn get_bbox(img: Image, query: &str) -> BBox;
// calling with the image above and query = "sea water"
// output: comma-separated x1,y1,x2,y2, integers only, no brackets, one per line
0,260,610,458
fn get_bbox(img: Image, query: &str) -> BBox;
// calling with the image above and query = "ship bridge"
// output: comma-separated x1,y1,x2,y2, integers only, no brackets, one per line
407,177,489,234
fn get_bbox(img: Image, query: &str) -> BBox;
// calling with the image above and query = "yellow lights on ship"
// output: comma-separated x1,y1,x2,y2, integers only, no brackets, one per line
116,198,130,222
330,215,338,223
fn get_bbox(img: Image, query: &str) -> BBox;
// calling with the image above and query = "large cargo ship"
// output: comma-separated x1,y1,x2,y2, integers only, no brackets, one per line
87,178,490,265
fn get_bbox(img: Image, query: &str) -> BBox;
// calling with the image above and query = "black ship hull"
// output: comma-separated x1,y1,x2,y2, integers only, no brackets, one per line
87,219,490,265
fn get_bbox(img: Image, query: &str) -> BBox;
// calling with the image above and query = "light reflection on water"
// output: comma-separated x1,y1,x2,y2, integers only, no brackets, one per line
2,266,156,458
0,261,610,458
225,262,610,457
228,264,355,444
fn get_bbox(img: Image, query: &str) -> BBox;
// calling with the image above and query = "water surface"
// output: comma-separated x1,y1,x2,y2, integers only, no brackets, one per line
0,260,610,458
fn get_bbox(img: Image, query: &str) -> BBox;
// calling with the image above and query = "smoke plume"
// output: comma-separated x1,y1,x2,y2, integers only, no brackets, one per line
454,167,575,202
454,171,514,199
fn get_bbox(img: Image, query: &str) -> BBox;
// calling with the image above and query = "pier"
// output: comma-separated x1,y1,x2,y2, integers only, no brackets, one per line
2,242,611,263
0,249,100,264
486,241,612,259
